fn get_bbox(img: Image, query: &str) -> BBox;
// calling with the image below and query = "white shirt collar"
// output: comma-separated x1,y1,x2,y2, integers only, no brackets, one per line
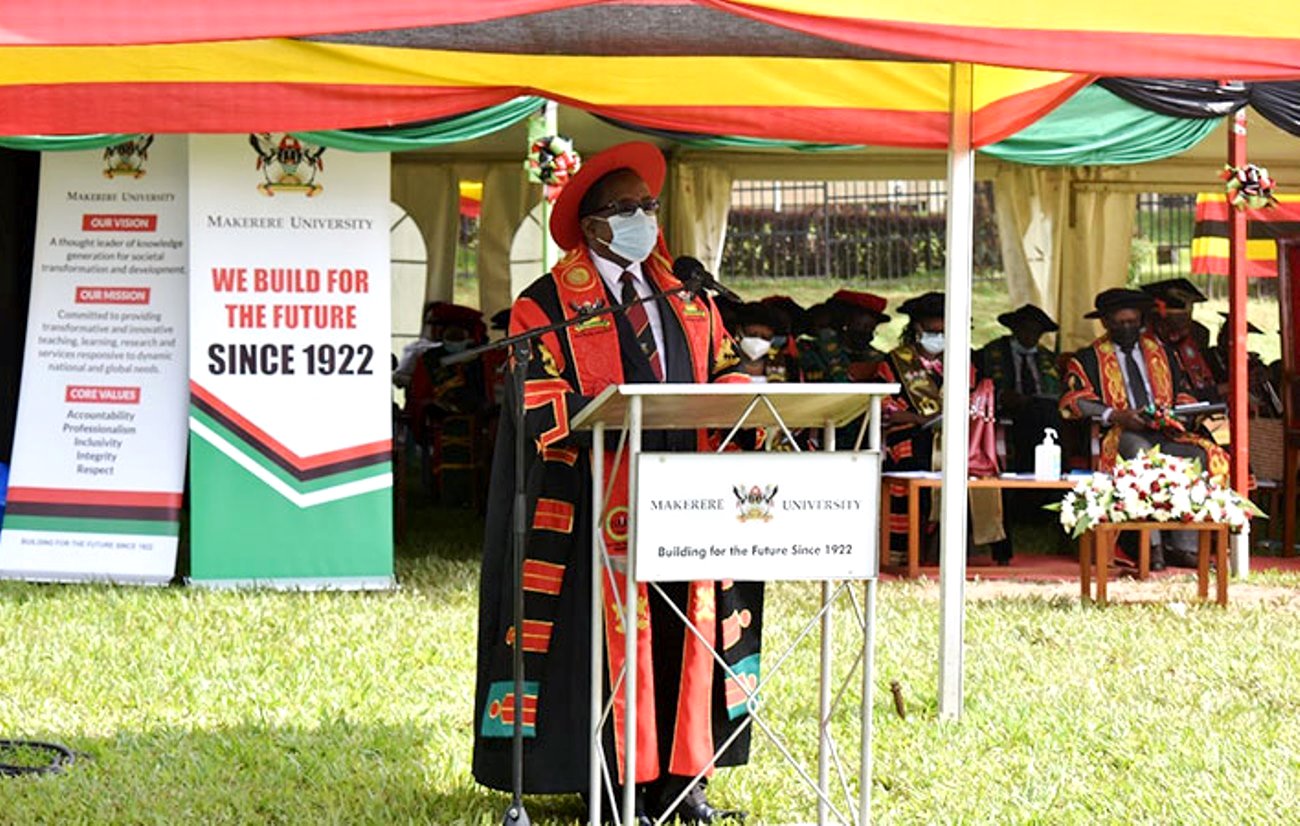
1009,339,1038,357
590,250,643,296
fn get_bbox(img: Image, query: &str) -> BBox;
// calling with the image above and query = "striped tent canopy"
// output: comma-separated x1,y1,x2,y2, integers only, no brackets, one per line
702,0,1300,79
0,2,1087,146
1192,193,1300,278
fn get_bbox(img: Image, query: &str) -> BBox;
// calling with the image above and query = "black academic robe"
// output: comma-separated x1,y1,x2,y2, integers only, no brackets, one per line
473,252,762,794
977,335,1063,471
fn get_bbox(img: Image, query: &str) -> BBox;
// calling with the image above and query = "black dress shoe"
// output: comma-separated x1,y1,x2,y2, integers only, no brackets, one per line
991,539,1013,566
654,778,745,824
1164,547,1200,569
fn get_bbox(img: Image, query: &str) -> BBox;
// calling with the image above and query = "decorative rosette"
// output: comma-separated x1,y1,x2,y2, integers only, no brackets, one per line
525,135,581,202
1221,163,1277,210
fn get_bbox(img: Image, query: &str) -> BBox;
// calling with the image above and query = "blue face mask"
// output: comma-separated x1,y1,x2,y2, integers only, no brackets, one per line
598,209,658,263
443,340,469,355
771,334,788,350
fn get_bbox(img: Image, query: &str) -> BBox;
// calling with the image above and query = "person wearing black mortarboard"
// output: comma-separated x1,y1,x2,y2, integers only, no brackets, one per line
1142,278,1220,403
874,291,1010,565
978,304,1064,472
795,300,852,382
1060,288,1230,568
1206,312,1281,417
731,301,792,383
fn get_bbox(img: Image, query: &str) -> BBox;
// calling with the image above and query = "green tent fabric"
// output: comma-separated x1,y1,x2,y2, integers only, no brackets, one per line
0,97,545,153
0,134,132,152
608,85,1220,165
981,85,1221,165
293,96,544,151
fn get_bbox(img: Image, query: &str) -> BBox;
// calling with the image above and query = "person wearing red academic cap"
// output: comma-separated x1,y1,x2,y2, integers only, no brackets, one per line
472,142,756,824
826,288,890,380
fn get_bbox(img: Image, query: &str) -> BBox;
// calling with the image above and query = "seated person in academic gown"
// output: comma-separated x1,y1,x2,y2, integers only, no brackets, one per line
826,289,890,382
732,301,793,383
874,291,1012,566
757,295,805,379
1060,288,1230,569
977,304,1064,472
795,301,852,382
1207,312,1282,418
1142,278,1220,403
404,303,491,442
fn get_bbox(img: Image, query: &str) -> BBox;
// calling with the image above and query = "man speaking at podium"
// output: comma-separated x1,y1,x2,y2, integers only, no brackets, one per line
473,142,759,823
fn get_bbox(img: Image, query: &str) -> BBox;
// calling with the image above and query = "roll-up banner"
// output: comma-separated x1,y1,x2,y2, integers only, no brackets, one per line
187,135,393,589
0,135,189,584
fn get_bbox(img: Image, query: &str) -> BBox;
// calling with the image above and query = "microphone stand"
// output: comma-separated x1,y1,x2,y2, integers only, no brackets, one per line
444,277,712,826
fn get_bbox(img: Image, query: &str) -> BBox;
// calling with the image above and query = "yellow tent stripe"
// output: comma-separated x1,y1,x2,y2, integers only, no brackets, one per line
728,0,1300,38
0,38,1077,112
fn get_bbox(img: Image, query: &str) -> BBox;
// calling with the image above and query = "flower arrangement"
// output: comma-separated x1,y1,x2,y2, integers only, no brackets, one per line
1222,163,1277,210
525,135,581,202
1051,447,1262,538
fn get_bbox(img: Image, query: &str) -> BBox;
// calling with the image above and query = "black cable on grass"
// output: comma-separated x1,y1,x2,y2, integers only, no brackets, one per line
0,740,75,777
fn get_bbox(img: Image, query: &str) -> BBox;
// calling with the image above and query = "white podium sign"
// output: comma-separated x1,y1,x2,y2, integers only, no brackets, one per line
635,451,880,582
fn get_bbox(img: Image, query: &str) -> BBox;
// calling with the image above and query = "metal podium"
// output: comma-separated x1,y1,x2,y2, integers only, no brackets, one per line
569,382,899,826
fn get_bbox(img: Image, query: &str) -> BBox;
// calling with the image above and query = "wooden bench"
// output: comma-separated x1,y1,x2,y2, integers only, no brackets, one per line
880,473,1078,578
1080,521,1230,606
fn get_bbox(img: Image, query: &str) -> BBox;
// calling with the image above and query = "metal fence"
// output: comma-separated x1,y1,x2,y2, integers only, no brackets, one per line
720,180,1003,281
1131,192,1197,284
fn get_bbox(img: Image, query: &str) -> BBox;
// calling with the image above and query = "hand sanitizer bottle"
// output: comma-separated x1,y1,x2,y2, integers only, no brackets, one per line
1034,427,1061,480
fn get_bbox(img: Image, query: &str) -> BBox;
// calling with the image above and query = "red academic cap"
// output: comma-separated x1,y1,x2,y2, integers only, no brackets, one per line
829,289,890,321
549,141,667,251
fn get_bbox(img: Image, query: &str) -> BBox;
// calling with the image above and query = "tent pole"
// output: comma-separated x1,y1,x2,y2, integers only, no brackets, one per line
938,62,974,722
1227,106,1251,574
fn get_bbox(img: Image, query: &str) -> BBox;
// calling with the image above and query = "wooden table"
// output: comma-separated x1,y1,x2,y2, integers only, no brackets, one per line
1080,521,1230,606
880,474,1078,578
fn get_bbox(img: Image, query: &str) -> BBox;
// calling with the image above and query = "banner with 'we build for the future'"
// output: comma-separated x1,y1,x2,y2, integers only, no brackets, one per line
0,135,189,583
187,134,393,588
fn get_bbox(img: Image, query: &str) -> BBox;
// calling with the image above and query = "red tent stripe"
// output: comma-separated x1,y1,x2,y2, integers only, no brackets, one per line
0,83,520,136
0,1,592,47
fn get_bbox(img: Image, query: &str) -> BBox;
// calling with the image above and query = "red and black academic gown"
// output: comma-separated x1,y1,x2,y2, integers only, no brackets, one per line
473,242,762,794
1059,333,1229,480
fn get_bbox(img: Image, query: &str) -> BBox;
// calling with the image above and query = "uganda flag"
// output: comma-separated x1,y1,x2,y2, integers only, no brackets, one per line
1191,193,1300,278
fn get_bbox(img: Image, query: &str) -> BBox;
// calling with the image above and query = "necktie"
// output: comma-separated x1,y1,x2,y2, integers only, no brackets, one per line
1018,352,1038,396
620,271,664,381
1121,344,1150,409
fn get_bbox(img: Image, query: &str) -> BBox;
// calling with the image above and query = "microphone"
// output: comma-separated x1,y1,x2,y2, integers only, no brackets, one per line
672,256,743,303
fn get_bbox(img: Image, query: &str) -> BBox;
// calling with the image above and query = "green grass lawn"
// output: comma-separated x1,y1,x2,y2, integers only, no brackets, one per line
2,494,1300,824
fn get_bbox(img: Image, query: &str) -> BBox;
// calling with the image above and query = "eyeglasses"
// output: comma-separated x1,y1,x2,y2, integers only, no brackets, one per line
588,197,660,218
